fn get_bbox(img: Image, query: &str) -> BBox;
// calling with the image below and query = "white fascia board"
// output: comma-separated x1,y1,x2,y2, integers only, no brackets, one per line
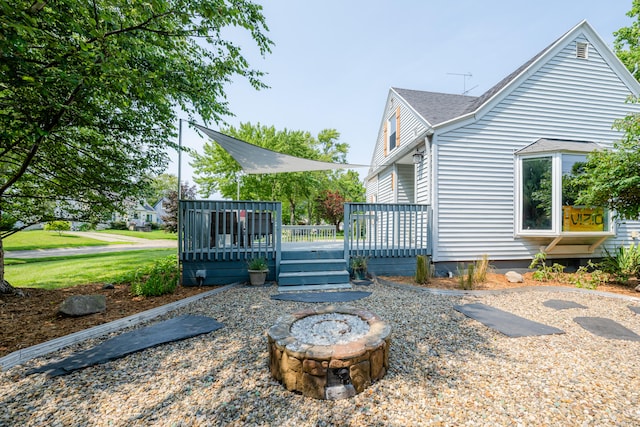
580,21,640,97
366,88,434,180
433,20,629,135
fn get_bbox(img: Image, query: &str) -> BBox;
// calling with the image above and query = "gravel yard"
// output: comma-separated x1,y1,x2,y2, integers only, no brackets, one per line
2,280,640,426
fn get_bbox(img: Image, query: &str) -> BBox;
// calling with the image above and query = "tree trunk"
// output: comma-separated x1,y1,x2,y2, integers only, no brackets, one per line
0,236,18,294
289,201,296,225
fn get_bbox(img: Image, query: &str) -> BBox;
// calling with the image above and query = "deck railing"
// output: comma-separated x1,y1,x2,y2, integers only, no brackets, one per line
281,225,337,242
344,202,432,258
179,200,281,262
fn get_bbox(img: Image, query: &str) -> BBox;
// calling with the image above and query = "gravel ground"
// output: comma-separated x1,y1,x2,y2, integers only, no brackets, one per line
2,280,640,426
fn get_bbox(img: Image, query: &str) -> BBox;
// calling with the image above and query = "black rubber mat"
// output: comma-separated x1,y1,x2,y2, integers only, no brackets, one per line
271,291,371,303
28,315,223,378
574,317,640,341
454,303,564,337
543,299,588,310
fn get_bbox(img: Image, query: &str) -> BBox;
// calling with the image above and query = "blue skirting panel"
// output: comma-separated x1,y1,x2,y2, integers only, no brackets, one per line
182,259,276,286
366,257,417,276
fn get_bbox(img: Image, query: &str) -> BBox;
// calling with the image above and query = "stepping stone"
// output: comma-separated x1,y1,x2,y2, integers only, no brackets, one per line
629,306,640,315
543,299,587,310
271,291,371,303
574,317,640,341
454,303,564,337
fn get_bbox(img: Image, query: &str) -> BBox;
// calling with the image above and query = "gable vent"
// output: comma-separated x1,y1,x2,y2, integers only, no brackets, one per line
576,42,588,59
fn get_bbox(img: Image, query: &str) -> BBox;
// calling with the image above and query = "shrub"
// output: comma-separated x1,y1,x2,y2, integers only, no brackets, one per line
456,255,491,289
529,252,565,282
600,244,640,284
247,257,269,271
349,255,368,271
415,255,431,284
78,222,96,231
44,220,71,236
473,254,490,283
130,256,178,297
109,221,128,230
457,263,475,290
567,261,609,290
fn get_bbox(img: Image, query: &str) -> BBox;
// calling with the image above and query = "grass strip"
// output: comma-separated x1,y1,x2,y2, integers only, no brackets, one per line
3,231,122,251
5,249,176,290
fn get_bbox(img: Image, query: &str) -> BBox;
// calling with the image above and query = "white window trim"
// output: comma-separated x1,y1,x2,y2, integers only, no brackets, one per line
387,114,397,153
515,152,615,238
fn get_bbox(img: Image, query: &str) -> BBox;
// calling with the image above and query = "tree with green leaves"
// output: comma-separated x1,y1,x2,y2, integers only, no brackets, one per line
146,174,180,206
161,182,197,233
0,1,272,293
576,1,640,219
192,123,364,224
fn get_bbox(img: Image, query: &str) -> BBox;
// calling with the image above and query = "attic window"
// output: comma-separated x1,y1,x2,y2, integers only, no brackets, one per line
576,42,588,59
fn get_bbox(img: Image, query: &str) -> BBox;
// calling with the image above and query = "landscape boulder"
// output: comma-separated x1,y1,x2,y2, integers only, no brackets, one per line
505,271,524,283
59,295,106,317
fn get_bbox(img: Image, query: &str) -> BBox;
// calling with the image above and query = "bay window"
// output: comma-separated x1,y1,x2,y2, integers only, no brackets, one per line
516,140,611,236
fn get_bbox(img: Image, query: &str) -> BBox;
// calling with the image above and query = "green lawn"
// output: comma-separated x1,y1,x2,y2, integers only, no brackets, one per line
4,249,176,290
3,230,122,251
98,229,177,240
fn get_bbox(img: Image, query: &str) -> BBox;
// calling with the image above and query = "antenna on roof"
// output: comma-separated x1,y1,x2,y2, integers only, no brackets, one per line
447,72,478,95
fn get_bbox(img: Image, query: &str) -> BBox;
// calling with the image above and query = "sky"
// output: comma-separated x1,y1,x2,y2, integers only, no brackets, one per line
172,0,635,197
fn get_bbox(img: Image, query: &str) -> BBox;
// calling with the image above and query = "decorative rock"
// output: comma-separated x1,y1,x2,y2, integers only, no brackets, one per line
505,271,524,283
59,295,106,317
267,305,390,400
102,283,115,290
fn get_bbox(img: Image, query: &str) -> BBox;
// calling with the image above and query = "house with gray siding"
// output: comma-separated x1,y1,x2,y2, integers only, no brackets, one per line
366,20,640,269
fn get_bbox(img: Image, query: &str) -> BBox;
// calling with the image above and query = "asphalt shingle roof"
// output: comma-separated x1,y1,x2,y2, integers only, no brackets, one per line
392,88,476,126
392,27,566,127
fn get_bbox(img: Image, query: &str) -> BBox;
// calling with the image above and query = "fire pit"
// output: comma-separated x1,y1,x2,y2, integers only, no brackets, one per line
267,305,391,400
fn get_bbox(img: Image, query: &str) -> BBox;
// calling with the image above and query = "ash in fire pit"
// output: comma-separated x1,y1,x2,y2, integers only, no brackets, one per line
267,305,391,400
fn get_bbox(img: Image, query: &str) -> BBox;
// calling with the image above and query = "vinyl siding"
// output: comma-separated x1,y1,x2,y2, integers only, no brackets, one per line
377,168,395,204
434,35,640,262
369,93,431,176
415,140,431,205
397,164,414,203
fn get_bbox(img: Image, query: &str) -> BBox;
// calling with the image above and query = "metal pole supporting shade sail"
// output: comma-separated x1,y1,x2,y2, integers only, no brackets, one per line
193,123,368,174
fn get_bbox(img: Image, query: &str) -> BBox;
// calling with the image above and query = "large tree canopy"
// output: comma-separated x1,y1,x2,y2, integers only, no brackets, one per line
576,1,640,219
1,0,270,227
0,0,271,290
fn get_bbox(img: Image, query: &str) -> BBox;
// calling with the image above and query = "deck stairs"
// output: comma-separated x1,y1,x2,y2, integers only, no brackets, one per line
277,249,351,292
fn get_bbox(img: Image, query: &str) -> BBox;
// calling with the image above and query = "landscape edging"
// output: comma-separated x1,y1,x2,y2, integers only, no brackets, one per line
0,283,239,371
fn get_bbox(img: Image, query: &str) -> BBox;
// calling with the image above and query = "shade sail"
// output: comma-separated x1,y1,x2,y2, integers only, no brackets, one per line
193,123,368,174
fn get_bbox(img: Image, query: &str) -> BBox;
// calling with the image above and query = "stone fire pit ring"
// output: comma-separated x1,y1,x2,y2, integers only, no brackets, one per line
267,305,391,400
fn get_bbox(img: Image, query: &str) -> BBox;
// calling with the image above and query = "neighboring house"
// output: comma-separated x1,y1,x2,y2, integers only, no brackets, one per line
366,20,640,269
154,197,169,225
113,200,158,228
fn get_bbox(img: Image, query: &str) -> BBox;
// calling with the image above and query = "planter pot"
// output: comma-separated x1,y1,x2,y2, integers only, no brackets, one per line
352,268,366,280
248,269,268,286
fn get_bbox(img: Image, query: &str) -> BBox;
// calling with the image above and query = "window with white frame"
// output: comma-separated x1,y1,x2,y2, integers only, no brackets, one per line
388,114,397,152
516,140,610,235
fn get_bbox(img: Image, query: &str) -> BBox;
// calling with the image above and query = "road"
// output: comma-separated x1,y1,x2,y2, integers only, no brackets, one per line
5,231,177,259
